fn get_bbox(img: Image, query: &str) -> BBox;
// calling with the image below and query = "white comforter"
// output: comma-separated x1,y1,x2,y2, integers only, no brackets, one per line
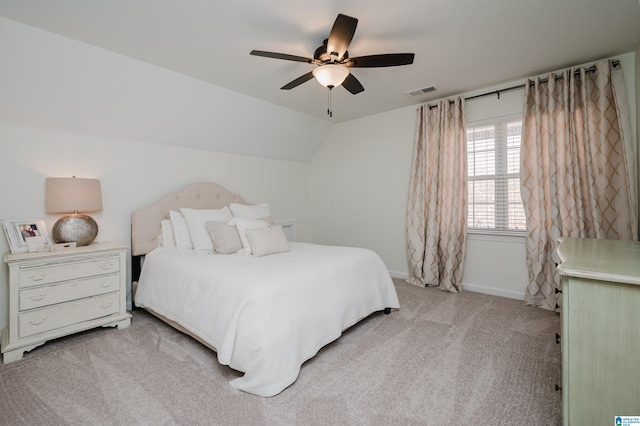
134,242,400,397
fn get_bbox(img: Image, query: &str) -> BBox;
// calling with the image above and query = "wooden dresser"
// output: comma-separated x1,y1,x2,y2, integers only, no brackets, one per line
1,242,131,363
557,237,640,425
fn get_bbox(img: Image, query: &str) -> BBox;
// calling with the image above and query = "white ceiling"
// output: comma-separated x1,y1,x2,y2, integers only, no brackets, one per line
0,0,639,123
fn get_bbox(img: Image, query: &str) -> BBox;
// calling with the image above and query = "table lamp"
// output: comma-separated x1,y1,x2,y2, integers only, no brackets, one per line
45,177,103,246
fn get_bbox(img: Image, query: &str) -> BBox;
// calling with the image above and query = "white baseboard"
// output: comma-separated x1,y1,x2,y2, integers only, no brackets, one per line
461,282,525,300
388,271,408,280
388,270,525,301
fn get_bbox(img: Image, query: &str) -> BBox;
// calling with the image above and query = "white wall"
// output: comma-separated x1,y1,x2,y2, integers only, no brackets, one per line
0,124,311,330
309,52,637,300
309,107,415,274
0,17,332,163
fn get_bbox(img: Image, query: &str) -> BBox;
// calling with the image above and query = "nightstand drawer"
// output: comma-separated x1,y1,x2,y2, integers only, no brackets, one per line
19,273,120,311
18,256,120,288
19,293,120,338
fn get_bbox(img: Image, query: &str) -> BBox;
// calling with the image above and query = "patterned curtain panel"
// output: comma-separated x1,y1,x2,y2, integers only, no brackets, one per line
521,60,638,310
406,97,467,292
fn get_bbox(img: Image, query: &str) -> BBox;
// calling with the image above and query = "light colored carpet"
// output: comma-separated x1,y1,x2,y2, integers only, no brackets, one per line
0,279,561,425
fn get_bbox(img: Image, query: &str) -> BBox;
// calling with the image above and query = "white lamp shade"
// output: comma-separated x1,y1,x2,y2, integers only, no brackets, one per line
312,64,349,88
46,177,103,213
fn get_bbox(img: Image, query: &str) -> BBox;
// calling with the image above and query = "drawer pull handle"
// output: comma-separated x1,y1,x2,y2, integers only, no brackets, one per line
29,294,47,301
29,273,47,282
100,263,115,271
29,317,48,326
100,302,113,309
101,282,114,288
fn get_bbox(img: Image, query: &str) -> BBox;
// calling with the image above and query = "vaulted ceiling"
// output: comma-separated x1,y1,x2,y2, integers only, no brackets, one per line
2,0,639,123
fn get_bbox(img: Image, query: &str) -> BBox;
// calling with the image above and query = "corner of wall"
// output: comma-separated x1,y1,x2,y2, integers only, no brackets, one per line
636,44,640,238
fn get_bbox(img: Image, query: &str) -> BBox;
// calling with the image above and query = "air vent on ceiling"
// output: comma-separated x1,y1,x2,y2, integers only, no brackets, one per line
407,85,437,97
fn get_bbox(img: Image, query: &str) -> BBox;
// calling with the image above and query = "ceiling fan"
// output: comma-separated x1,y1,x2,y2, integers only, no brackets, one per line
250,13,415,95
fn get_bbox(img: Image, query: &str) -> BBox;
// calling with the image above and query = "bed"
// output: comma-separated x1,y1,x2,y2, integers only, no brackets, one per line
131,182,400,397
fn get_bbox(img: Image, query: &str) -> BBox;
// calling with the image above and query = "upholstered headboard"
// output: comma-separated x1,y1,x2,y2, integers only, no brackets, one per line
131,182,247,256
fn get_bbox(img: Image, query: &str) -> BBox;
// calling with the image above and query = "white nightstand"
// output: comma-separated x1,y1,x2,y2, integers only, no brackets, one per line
1,242,132,363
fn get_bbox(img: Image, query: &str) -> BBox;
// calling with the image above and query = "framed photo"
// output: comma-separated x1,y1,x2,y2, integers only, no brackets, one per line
2,218,53,254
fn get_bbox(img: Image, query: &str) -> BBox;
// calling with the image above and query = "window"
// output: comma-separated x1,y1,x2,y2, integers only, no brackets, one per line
467,117,525,232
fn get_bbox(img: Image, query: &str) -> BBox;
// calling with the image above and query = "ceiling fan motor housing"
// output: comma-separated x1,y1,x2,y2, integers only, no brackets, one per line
314,39,348,63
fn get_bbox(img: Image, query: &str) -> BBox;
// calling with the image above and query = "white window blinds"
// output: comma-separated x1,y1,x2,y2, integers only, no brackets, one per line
467,117,525,232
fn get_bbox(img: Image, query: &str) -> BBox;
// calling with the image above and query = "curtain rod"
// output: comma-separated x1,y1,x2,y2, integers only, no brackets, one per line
427,59,620,108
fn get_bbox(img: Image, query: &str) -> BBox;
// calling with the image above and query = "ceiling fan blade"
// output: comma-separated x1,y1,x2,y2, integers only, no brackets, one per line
281,71,315,90
346,53,415,68
327,14,358,60
342,73,364,94
250,50,315,64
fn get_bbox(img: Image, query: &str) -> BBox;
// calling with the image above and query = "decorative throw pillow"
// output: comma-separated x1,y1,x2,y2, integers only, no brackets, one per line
205,221,242,254
169,210,193,250
246,226,290,257
232,217,270,255
180,207,234,254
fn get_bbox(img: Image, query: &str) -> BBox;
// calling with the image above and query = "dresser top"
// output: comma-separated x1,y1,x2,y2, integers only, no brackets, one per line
4,241,128,264
557,237,640,286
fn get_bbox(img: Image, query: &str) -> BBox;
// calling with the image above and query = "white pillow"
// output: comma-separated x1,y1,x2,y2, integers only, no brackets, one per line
169,210,193,250
246,226,290,257
180,207,234,254
230,203,271,220
232,217,269,255
158,219,175,248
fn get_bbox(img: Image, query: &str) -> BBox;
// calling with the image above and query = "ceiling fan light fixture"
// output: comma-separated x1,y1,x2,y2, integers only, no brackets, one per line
312,64,349,88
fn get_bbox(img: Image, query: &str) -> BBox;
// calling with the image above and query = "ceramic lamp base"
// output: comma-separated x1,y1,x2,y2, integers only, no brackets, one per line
52,213,98,246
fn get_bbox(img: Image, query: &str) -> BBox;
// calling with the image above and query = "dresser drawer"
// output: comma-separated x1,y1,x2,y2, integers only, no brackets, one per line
18,256,120,288
18,293,120,338
18,273,120,311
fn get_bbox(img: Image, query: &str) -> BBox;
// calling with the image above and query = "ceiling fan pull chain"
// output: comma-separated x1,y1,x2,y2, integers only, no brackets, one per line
327,88,333,117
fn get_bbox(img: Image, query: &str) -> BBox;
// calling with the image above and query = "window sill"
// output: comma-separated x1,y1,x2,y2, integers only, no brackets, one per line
467,228,526,243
